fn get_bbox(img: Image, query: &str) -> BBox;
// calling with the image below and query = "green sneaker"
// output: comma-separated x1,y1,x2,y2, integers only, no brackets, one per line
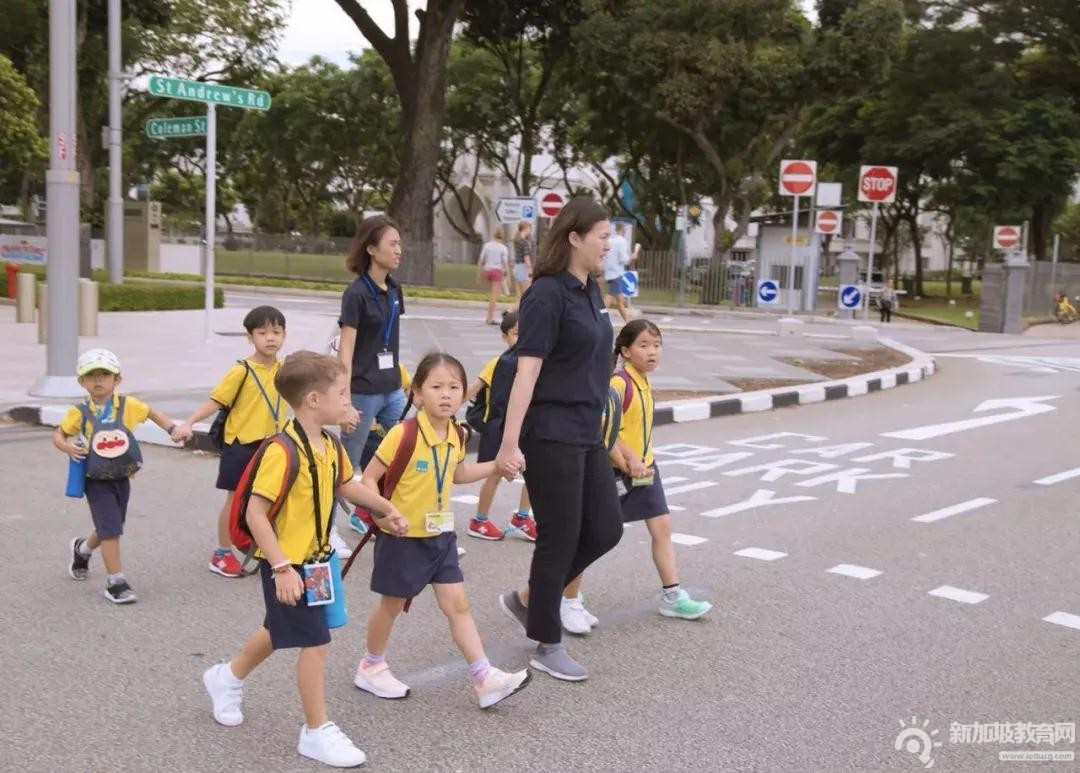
658,589,712,620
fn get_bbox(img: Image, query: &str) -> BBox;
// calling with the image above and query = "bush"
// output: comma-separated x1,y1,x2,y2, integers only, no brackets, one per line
100,283,224,311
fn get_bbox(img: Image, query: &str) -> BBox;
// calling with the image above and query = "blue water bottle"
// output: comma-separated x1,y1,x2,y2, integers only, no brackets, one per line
324,551,348,629
65,437,86,498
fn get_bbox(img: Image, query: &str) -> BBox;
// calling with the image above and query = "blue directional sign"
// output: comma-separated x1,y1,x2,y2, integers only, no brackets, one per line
522,204,535,220
620,270,640,298
839,284,862,310
757,279,780,305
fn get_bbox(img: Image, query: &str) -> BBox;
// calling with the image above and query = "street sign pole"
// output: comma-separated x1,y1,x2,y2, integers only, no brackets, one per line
204,103,216,341
32,0,82,397
1051,232,1060,291
864,202,879,320
787,195,800,313
106,0,123,284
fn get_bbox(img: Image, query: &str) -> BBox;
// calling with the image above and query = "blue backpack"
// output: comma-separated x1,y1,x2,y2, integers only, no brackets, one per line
78,396,143,480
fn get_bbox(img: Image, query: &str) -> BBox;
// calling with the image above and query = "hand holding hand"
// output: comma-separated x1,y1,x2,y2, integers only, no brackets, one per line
171,422,194,444
496,446,525,480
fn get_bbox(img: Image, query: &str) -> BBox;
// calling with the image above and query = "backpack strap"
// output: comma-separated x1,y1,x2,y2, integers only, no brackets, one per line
380,417,418,500
226,360,251,408
602,385,623,453
264,433,301,522
615,370,634,413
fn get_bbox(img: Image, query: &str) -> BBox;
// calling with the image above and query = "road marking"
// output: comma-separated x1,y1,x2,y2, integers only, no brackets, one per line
881,396,1059,441
0,514,26,522
733,547,787,562
668,505,686,512
827,564,882,580
671,533,708,546
927,585,989,605
663,481,718,496
702,489,816,518
451,495,479,505
1033,468,1080,486
911,498,996,523
665,476,689,484
1043,611,1080,631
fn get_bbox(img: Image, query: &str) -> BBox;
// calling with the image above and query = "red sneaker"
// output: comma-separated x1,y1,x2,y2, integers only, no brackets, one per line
209,551,244,578
467,518,505,541
508,513,538,542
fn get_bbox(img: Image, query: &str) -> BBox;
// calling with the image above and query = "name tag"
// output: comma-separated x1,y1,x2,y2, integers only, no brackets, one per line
425,511,455,534
302,562,334,607
378,351,394,370
631,472,656,488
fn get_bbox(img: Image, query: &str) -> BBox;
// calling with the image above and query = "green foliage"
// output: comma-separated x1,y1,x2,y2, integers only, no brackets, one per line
98,283,225,311
0,53,46,203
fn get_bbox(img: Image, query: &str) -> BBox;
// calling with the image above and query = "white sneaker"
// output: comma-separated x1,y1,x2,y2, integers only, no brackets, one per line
202,662,244,727
297,722,367,768
354,660,410,699
578,593,600,627
475,667,532,709
560,596,592,635
330,526,352,560
457,545,466,557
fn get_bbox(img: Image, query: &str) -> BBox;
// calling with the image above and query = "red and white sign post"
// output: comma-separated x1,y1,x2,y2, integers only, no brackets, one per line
779,159,817,312
857,165,898,319
993,225,1021,251
539,191,566,218
815,210,842,235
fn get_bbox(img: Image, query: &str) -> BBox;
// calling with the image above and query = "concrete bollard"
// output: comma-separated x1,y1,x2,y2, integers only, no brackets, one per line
852,325,878,344
37,282,47,344
778,317,805,336
16,272,36,323
78,279,98,336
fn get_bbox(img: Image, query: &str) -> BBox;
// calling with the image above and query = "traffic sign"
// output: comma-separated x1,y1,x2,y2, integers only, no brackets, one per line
815,210,842,235
620,270,639,298
539,191,566,218
494,197,535,225
779,159,817,197
757,279,780,305
838,284,862,310
858,166,898,204
145,116,207,139
993,225,1021,250
148,76,271,111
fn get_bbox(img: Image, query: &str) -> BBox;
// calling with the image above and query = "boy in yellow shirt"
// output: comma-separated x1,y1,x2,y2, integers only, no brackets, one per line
202,351,407,769
56,349,179,604
173,306,288,578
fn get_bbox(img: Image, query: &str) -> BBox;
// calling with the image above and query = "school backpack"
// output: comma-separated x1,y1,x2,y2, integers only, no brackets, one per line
464,386,489,433
601,385,624,453
207,360,252,452
228,424,348,570
78,396,143,480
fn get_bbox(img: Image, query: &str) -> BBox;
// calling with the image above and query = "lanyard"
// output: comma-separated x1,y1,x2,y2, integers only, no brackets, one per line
431,444,453,511
291,420,336,561
247,365,283,425
361,274,398,351
634,380,652,457
96,398,115,423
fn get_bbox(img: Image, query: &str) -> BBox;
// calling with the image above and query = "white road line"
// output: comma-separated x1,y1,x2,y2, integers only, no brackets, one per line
663,481,718,497
1043,611,1080,631
668,505,686,512
733,547,787,562
671,533,708,546
664,477,689,484
451,495,479,505
827,564,882,580
927,585,989,605
1034,468,1080,486
911,498,996,523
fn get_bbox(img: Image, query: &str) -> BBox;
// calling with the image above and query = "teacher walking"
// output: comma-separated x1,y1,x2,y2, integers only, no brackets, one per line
496,197,624,682
336,215,407,472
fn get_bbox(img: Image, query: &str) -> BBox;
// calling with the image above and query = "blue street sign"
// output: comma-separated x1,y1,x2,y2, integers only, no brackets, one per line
522,204,534,219
757,279,780,304
620,270,640,298
838,284,862,310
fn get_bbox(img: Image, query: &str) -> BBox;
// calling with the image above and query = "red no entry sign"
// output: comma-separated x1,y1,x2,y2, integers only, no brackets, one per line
779,159,816,197
540,191,565,218
858,165,898,204
815,210,841,234
993,225,1021,250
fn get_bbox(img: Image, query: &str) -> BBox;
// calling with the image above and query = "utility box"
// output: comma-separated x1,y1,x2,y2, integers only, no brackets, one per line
122,200,162,272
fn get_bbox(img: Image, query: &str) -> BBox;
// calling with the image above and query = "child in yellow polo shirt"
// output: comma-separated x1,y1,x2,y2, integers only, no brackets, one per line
174,306,288,578
202,351,407,769
353,352,531,710
55,348,179,604
562,320,711,633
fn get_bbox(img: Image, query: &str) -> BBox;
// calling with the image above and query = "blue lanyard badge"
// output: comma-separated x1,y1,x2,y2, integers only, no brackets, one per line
361,275,398,351
430,445,453,511
96,398,114,423
249,368,282,425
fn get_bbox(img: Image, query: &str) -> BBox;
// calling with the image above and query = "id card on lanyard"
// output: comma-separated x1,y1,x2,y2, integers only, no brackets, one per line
425,444,454,534
362,274,398,370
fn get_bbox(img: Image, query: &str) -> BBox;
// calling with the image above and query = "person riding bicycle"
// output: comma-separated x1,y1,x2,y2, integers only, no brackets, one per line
1055,291,1077,323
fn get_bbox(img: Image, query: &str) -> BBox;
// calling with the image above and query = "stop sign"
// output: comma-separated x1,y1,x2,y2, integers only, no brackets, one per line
779,159,817,196
815,210,841,235
993,225,1021,250
540,191,565,218
858,165,898,203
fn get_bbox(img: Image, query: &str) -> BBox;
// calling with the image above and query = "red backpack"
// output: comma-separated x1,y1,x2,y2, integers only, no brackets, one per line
228,427,348,569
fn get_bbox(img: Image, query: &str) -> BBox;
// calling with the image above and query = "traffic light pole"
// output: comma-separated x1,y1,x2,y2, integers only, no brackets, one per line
204,102,217,340
106,0,123,284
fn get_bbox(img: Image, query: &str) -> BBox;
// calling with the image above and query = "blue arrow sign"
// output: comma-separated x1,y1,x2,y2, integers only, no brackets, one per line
839,284,862,310
757,279,780,304
620,270,639,298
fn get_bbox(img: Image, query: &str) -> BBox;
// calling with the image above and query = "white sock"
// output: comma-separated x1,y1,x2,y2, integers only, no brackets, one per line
77,540,93,557
661,585,681,602
223,663,243,686
107,572,125,585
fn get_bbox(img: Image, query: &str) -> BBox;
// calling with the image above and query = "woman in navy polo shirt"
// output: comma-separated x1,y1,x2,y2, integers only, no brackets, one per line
337,215,407,470
496,197,623,682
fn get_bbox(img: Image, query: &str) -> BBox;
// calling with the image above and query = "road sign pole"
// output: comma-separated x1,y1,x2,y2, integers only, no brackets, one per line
106,0,123,285
864,202,879,320
1051,232,1060,291
204,103,216,340
788,195,800,313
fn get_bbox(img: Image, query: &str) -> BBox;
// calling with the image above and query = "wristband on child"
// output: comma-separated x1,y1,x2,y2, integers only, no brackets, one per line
271,561,291,574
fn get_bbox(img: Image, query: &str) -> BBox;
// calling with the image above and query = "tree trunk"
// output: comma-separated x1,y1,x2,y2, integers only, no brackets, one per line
908,212,925,296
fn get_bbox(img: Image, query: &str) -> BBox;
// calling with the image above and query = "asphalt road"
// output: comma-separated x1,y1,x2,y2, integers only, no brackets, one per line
3,334,1080,772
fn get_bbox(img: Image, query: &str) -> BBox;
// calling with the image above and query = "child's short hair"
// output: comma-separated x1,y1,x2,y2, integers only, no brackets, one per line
274,351,346,409
243,305,286,333
499,310,519,335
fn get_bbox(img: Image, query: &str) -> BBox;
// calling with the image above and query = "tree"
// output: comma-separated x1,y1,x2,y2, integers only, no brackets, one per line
0,53,46,207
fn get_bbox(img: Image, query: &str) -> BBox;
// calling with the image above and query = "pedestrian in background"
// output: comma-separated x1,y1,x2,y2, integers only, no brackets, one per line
879,280,898,323
511,220,535,308
602,222,631,323
477,228,509,325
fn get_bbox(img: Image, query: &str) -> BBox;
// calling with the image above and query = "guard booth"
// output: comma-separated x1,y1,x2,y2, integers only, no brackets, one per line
122,200,162,272
755,224,814,311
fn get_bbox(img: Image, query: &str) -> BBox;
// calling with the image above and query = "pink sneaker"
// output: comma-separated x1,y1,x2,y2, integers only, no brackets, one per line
354,660,409,699
475,667,531,709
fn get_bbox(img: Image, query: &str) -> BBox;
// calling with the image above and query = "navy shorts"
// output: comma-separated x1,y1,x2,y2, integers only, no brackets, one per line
216,440,261,491
85,478,130,539
371,532,463,599
259,561,331,650
618,465,669,522
477,426,501,464
605,278,623,297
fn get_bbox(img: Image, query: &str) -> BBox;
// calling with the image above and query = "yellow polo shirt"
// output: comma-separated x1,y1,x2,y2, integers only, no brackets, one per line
374,411,466,538
477,356,499,421
60,394,151,442
611,364,655,466
209,359,286,445
251,423,352,564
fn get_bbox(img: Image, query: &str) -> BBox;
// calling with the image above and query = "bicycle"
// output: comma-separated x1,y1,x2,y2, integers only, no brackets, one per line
1054,292,1077,324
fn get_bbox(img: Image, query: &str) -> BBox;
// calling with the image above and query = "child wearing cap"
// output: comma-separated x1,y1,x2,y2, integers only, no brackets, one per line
55,348,179,604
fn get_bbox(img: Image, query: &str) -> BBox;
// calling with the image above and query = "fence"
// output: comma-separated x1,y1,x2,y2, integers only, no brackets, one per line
1023,260,1080,315
634,250,753,307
